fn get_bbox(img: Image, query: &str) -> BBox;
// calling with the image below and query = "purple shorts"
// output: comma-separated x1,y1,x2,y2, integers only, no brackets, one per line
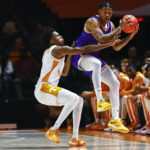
71,54,107,77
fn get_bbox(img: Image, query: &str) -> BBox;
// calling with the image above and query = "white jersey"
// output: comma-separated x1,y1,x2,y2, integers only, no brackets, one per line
36,45,65,88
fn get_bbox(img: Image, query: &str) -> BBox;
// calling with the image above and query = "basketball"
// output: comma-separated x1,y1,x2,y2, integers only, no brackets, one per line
120,15,138,34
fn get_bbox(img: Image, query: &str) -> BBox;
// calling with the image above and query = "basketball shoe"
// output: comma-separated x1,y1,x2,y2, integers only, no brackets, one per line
108,118,129,133
68,137,86,147
45,128,60,143
97,99,112,112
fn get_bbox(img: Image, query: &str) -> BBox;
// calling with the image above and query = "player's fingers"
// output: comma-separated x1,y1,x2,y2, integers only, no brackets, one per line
126,18,132,23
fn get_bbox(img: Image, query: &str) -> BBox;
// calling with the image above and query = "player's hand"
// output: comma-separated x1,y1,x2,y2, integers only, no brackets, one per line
134,84,142,92
134,84,148,93
130,23,139,37
130,89,139,95
119,17,132,30
130,95,137,103
71,41,75,47
111,34,121,46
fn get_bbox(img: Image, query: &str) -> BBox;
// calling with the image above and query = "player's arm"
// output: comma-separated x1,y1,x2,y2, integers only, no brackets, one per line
52,39,116,59
86,18,121,43
62,55,72,77
113,23,139,51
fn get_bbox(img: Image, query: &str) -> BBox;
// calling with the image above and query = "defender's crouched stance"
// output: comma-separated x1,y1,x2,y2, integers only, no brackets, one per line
34,28,117,146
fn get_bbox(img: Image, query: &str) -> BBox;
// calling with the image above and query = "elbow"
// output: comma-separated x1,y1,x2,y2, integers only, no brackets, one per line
62,72,68,77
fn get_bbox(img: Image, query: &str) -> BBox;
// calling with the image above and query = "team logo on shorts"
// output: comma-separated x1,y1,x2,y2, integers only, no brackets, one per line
40,83,62,96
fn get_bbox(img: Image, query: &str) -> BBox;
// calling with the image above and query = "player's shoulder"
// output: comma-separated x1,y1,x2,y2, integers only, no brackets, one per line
86,15,99,24
136,72,145,78
119,72,129,81
85,15,99,32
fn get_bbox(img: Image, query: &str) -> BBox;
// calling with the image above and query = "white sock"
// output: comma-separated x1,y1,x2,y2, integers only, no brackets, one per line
101,67,120,120
52,95,80,130
72,97,83,140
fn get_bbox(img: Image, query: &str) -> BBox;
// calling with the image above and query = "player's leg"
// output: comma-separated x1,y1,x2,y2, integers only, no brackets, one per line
101,67,120,119
79,55,103,101
35,83,85,145
139,93,150,134
69,96,86,146
126,96,135,125
79,55,112,112
86,96,99,129
126,96,140,132
101,67,129,133
120,96,128,125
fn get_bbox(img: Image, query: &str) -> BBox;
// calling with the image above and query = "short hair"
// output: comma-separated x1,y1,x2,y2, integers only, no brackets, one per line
43,27,55,47
99,1,114,10
120,58,129,64
45,27,55,40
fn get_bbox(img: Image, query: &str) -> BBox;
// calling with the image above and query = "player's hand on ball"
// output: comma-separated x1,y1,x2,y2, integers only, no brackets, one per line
119,17,132,30
131,23,139,36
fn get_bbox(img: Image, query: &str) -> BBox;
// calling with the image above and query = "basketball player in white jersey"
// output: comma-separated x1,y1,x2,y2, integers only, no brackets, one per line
34,28,118,147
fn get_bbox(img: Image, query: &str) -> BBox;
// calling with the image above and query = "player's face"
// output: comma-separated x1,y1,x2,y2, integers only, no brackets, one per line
126,68,136,78
121,62,128,73
51,31,64,46
99,7,112,24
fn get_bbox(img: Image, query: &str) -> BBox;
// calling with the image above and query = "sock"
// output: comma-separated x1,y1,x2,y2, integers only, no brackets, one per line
72,97,83,140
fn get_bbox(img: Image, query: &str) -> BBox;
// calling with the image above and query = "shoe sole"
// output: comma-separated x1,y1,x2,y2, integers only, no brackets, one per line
68,143,78,147
68,142,86,147
108,124,129,133
97,104,112,112
45,133,60,143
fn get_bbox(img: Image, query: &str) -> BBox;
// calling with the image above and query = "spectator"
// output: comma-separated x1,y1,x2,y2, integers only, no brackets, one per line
13,47,39,100
0,53,14,103
8,37,31,65
128,46,141,70
120,58,129,75
2,13,18,35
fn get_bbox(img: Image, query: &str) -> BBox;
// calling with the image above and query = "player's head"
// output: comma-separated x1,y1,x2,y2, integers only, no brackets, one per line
98,1,113,24
144,57,150,64
126,65,137,78
44,28,64,46
120,58,129,73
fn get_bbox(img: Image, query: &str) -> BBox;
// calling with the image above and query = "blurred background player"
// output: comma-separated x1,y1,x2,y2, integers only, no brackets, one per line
71,1,139,133
129,64,150,134
123,65,148,132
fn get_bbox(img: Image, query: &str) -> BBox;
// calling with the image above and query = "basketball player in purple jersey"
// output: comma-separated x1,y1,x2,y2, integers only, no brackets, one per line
72,2,139,133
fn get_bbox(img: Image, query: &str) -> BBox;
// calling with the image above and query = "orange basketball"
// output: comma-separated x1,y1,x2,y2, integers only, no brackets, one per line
120,15,138,34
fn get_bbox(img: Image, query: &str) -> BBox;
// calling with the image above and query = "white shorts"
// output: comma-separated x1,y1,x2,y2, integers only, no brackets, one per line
34,83,79,106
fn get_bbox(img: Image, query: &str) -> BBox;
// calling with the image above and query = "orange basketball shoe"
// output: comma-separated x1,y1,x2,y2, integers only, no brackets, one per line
68,137,86,147
45,128,60,143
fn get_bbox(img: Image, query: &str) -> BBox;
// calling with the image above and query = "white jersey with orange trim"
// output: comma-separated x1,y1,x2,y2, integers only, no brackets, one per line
35,45,65,88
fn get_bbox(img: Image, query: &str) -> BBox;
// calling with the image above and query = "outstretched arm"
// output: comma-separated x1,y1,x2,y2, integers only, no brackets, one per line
85,18,129,43
52,35,118,59
113,24,139,51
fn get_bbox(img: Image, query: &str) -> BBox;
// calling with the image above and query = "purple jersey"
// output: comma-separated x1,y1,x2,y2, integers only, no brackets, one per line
71,15,112,77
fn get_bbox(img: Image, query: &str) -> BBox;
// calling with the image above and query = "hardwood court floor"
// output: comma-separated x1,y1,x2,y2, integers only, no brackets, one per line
0,129,150,150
